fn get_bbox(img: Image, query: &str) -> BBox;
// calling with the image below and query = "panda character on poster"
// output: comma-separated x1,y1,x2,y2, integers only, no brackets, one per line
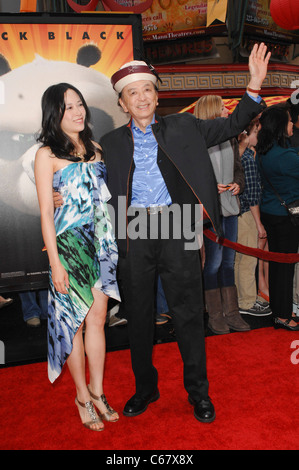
0,44,128,282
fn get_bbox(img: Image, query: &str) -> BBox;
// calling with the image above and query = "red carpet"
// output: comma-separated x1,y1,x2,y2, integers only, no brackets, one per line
0,327,298,450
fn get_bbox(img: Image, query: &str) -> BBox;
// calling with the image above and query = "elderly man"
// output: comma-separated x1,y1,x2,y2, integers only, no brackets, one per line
99,43,270,423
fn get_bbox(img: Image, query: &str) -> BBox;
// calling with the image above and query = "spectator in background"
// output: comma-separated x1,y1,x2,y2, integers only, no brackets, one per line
286,98,299,318
19,289,48,327
287,98,299,148
155,276,171,326
235,119,271,317
257,105,299,331
294,263,299,319
194,95,250,335
0,295,13,309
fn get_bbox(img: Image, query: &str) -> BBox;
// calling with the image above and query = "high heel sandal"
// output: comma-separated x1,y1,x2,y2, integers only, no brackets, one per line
88,386,119,422
75,397,104,431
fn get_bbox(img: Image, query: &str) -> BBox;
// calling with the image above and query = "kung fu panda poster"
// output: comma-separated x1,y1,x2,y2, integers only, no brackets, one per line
0,12,143,292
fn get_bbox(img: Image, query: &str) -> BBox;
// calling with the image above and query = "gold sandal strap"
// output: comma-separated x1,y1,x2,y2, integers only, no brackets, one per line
76,398,99,423
88,388,100,401
100,394,116,415
88,387,117,415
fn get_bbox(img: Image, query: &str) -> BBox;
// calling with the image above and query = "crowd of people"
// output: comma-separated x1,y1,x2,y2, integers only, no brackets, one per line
193,96,299,333
1,42,299,432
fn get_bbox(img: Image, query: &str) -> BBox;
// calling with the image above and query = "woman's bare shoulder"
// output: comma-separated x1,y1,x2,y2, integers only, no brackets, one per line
35,146,56,167
35,146,63,174
35,145,53,158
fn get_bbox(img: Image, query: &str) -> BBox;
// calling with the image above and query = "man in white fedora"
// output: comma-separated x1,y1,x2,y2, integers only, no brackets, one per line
100,44,270,423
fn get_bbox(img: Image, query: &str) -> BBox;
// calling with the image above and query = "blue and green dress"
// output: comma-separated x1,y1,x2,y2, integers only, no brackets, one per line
48,161,120,383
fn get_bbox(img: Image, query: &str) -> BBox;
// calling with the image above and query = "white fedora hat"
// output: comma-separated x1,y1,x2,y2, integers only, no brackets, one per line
111,60,158,93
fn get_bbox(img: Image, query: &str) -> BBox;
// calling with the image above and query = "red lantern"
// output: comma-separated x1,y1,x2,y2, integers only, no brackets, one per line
270,0,299,30
66,0,99,13
101,0,153,14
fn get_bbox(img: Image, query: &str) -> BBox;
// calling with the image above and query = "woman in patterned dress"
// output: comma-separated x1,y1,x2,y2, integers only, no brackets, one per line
34,83,120,431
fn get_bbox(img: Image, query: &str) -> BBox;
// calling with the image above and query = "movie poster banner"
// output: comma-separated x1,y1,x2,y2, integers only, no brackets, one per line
141,0,227,41
244,0,299,44
0,13,143,293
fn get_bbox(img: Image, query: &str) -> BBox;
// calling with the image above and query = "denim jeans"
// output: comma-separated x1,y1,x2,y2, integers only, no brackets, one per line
19,289,48,321
203,215,238,290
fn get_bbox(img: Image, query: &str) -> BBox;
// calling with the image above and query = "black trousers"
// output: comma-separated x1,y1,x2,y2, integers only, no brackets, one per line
261,212,299,319
117,212,209,402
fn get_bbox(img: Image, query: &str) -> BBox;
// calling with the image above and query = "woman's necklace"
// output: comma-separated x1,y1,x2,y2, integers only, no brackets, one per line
75,152,85,160
74,146,86,161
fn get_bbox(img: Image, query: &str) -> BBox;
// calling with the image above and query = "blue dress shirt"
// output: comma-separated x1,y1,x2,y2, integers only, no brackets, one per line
131,116,172,207
130,94,260,207
246,91,262,104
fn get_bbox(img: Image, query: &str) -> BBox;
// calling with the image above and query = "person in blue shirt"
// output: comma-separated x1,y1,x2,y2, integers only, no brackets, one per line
257,105,299,331
98,43,271,424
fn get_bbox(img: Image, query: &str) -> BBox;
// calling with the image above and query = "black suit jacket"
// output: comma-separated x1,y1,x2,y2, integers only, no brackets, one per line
100,93,263,256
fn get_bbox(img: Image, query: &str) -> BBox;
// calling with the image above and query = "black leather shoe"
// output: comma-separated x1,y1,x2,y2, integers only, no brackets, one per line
123,389,160,417
189,396,216,423
274,318,299,331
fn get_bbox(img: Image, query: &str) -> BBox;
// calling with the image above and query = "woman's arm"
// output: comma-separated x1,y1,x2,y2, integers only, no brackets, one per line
34,147,69,294
250,204,267,240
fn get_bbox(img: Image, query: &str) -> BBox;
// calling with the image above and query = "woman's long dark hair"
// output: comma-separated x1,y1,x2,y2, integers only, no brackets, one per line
256,105,290,156
36,83,97,162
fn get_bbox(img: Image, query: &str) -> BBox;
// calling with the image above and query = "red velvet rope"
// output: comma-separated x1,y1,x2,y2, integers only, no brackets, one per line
203,228,299,263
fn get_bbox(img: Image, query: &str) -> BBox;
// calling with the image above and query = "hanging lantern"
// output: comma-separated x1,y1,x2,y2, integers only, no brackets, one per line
101,0,153,14
270,0,299,30
66,0,99,12
20,0,37,11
